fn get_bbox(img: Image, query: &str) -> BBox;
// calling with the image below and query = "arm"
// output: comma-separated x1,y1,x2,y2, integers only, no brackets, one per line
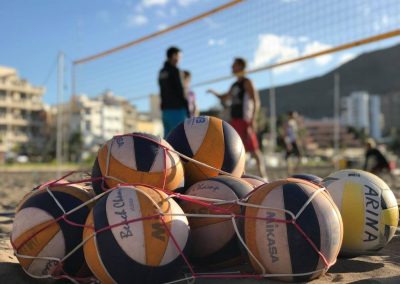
207,89,231,107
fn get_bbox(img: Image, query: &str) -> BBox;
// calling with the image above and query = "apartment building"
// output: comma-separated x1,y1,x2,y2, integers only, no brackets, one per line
0,66,45,161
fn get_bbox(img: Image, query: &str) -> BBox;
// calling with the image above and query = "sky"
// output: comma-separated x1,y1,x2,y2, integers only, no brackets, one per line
1,0,399,112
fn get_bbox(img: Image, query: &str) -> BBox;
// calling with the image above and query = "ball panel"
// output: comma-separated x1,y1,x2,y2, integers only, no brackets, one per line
184,116,210,155
221,121,245,175
166,123,194,158
341,182,366,251
133,134,162,172
136,190,171,266
282,183,321,279
106,188,146,265
150,140,178,172
83,210,116,284
27,231,65,276
108,136,137,170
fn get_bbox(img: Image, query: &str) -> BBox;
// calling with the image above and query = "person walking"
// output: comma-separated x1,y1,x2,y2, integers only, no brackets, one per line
158,46,189,137
207,57,267,179
284,111,302,175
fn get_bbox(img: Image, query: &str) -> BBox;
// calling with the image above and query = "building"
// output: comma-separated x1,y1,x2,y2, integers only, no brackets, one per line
341,91,383,140
0,66,45,161
381,92,400,135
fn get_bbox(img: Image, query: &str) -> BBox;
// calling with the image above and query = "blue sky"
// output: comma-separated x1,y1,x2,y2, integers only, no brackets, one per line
1,0,399,112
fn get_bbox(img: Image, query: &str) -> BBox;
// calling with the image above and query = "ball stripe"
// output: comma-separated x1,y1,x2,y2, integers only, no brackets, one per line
341,182,364,249
166,123,193,158
13,219,60,270
282,183,320,280
221,121,244,174
83,210,116,284
98,144,183,190
133,134,161,172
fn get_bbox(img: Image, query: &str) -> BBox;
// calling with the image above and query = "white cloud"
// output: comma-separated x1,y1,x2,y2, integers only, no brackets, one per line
126,14,148,26
177,0,197,6
303,41,332,66
252,34,334,74
338,53,356,65
96,10,110,23
208,38,226,46
142,0,168,7
252,34,300,73
373,14,391,31
157,23,168,30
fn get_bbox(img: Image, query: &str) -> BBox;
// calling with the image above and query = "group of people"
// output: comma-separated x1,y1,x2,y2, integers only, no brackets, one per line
157,46,391,180
158,46,267,178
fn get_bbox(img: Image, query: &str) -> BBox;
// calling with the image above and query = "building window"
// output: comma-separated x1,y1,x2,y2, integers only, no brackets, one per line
86,121,91,131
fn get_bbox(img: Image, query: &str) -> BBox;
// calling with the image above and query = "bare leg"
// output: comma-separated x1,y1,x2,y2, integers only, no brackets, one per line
252,150,267,179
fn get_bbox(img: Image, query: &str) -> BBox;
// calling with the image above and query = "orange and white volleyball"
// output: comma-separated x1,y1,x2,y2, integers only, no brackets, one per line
180,175,252,267
11,183,93,278
244,178,343,282
83,185,190,284
92,132,184,195
167,116,245,186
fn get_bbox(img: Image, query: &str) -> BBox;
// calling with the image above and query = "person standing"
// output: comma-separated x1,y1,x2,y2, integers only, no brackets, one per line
182,70,199,117
158,46,189,137
284,111,302,174
207,58,267,179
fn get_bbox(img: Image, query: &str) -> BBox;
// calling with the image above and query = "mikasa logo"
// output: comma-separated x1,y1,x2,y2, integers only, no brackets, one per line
265,211,279,263
363,185,380,242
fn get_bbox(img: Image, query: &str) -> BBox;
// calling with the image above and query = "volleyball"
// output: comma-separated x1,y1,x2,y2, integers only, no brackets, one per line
291,173,323,185
323,169,399,256
92,132,184,195
11,183,93,278
83,185,190,284
180,175,252,267
166,116,245,186
244,178,343,282
241,173,267,188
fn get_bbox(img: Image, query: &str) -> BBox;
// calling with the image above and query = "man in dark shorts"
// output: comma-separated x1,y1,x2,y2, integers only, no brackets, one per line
363,138,391,175
207,58,267,179
158,46,189,137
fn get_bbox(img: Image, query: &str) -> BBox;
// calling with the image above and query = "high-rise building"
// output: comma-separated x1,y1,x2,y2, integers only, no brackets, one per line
369,95,382,140
0,66,45,161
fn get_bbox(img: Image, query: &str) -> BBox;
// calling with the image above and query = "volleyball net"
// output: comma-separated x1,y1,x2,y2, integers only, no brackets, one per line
73,0,400,111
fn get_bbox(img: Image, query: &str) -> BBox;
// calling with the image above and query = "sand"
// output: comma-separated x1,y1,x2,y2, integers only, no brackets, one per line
0,169,399,284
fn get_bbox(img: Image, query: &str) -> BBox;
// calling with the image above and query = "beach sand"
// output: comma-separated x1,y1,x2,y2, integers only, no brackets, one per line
0,170,399,284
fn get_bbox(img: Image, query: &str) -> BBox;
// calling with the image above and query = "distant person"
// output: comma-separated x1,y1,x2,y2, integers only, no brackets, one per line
182,70,199,117
363,138,391,175
207,57,267,179
284,111,302,174
158,46,189,137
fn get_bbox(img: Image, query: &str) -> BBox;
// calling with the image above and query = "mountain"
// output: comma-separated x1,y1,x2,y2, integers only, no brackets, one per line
259,43,400,119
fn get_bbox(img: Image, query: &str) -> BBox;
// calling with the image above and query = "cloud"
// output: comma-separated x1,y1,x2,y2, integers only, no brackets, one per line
338,53,356,65
157,23,169,30
126,14,148,27
96,10,110,23
252,34,334,74
142,0,169,7
252,34,300,73
303,41,333,66
170,7,177,16
208,38,226,46
177,0,197,7
373,14,391,31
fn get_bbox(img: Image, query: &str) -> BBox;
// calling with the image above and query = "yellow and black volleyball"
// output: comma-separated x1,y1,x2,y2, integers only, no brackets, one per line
180,175,252,267
323,169,399,256
11,183,93,278
92,132,184,195
244,178,343,282
83,185,190,284
167,116,245,186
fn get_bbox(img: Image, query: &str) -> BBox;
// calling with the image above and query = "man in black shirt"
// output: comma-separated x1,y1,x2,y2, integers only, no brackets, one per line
363,138,390,174
158,46,189,137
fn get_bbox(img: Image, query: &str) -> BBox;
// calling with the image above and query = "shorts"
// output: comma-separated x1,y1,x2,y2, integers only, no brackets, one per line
162,108,188,138
230,118,259,152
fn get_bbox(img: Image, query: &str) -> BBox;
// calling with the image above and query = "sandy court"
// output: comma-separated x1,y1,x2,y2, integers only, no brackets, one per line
0,169,399,284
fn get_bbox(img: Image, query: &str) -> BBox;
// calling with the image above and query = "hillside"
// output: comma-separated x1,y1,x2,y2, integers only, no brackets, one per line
259,43,400,118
